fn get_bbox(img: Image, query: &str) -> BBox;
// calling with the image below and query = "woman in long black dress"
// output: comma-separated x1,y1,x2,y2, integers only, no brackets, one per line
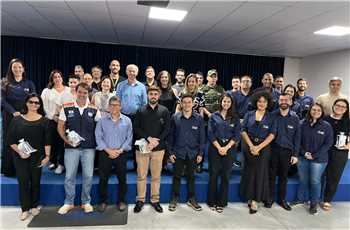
240,91,275,214
1,58,36,177
7,93,51,220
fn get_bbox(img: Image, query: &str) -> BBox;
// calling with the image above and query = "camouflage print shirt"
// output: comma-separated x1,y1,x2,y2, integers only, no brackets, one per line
201,84,225,113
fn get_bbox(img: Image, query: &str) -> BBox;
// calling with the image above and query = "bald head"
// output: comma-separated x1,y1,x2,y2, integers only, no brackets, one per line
262,73,273,88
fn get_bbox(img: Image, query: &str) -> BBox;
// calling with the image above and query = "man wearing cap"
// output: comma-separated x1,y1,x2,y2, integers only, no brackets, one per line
201,69,225,118
316,77,348,116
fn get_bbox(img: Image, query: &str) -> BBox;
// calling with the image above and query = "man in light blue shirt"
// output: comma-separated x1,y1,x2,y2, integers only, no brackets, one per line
116,64,147,116
95,96,133,212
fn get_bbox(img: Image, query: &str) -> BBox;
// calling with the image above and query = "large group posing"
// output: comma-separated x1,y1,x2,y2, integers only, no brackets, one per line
1,58,349,221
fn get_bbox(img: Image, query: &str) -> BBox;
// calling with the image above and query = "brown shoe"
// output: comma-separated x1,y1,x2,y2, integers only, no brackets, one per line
98,203,107,213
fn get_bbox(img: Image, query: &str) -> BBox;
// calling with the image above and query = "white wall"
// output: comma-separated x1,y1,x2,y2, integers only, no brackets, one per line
284,49,350,98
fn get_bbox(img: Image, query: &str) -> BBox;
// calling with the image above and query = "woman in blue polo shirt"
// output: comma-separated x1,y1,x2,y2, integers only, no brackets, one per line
207,93,241,213
240,91,275,214
1,58,36,177
294,103,333,215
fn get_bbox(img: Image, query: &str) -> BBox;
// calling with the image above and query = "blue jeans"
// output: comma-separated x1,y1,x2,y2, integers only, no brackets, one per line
64,148,95,205
297,157,327,204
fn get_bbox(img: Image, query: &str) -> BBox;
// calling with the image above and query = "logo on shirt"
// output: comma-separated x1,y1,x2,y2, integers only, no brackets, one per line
67,110,75,118
88,112,93,117
230,124,235,128
192,126,198,130
262,125,269,129
317,130,325,135
287,125,294,129
24,88,30,92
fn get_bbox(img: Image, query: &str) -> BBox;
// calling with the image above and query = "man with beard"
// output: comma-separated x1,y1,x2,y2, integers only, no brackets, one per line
295,78,314,118
252,73,280,111
105,60,125,92
265,93,300,210
172,68,186,96
91,65,103,91
133,86,170,213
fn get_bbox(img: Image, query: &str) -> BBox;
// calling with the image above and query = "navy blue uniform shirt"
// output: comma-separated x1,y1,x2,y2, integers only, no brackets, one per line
271,109,301,156
242,110,275,141
168,112,206,160
299,119,333,163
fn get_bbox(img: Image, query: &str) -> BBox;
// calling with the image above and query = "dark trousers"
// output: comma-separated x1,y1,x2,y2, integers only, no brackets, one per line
207,144,233,207
1,112,15,177
48,120,65,166
124,114,137,170
98,151,127,204
324,149,348,202
13,154,42,212
171,156,196,199
269,145,292,201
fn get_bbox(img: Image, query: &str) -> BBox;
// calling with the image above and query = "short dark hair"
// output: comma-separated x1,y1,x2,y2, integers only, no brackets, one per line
76,82,90,91
22,93,45,116
91,65,102,71
180,93,193,102
275,75,283,79
75,65,84,71
196,71,203,76
250,90,273,110
297,78,307,85
232,75,240,80
145,66,155,72
176,68,185,74
147,85,161,94
68,74,81,81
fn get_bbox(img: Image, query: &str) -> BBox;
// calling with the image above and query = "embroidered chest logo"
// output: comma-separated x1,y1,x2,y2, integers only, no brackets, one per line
317,130,325,135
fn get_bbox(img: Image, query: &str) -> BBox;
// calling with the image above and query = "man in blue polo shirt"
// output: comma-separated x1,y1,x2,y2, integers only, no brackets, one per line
168,93,206,212
295,78,314,118
266,93,300,210
57,82,101,214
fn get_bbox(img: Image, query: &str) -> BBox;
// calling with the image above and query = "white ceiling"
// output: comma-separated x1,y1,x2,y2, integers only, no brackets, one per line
1,0,350,57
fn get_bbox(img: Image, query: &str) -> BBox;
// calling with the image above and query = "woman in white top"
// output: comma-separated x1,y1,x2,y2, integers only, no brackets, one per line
41,70,70,174
91,77,114,117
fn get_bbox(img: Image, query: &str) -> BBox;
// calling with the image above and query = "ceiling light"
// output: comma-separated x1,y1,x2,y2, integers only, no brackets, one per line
149,7,187,21
314,26,350,36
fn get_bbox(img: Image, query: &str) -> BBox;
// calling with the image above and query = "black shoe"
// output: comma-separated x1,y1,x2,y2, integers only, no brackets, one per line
278,200,292,211
98,203,107,213
133,201,144,213
187,198,202,211
264,201,273,208
309,203,318,215
151,202,163,213
290,200,305,207
249,207,258,214
168,197,178,212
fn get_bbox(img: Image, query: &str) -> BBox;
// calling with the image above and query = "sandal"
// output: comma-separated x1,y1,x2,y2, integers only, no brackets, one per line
321,202,332,211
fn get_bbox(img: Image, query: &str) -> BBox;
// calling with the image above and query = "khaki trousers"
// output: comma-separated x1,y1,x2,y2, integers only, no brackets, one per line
136,150,165,203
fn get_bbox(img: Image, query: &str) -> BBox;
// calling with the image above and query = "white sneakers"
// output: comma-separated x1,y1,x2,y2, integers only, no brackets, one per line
58,204,94,214
30,207,40,216
58,204,74,215
54,165,65,174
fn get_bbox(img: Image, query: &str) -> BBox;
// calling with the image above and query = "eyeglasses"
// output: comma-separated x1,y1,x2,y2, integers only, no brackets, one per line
334,104,347,109
28,100,40,105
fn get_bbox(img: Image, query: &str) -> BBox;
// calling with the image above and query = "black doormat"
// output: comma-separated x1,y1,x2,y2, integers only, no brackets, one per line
27,206,128,227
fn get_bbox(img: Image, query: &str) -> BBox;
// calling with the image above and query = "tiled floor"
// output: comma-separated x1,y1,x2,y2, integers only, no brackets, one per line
1,202,349,230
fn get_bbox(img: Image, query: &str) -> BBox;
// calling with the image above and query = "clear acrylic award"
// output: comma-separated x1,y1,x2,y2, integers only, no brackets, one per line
18,139,37,156
66,129,85,147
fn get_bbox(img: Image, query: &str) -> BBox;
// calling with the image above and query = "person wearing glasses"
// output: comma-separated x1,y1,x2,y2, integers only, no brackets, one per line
7,94,51,220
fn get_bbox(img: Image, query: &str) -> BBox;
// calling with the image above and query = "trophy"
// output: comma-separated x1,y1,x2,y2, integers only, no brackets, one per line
18,139,37,156
135,138,151,154
335,132,348,149
66,129,85,147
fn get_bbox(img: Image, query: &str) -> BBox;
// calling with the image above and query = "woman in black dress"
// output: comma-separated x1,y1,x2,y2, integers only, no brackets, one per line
322,98,350,211
157,70,177,114
1,58,36,177
240,91,275,214
7,93,51,220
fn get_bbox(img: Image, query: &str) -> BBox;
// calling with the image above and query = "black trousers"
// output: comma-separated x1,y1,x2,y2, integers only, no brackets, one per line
324,149,348,202
98,151,127,204
124,114,137,170
171,156,196,199
269,145,292,201
13,154,42,212
1,112,16,177
48,120,65,166
207,144,233,207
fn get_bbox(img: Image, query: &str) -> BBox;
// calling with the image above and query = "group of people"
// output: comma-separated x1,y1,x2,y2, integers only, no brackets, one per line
1,58,349,221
